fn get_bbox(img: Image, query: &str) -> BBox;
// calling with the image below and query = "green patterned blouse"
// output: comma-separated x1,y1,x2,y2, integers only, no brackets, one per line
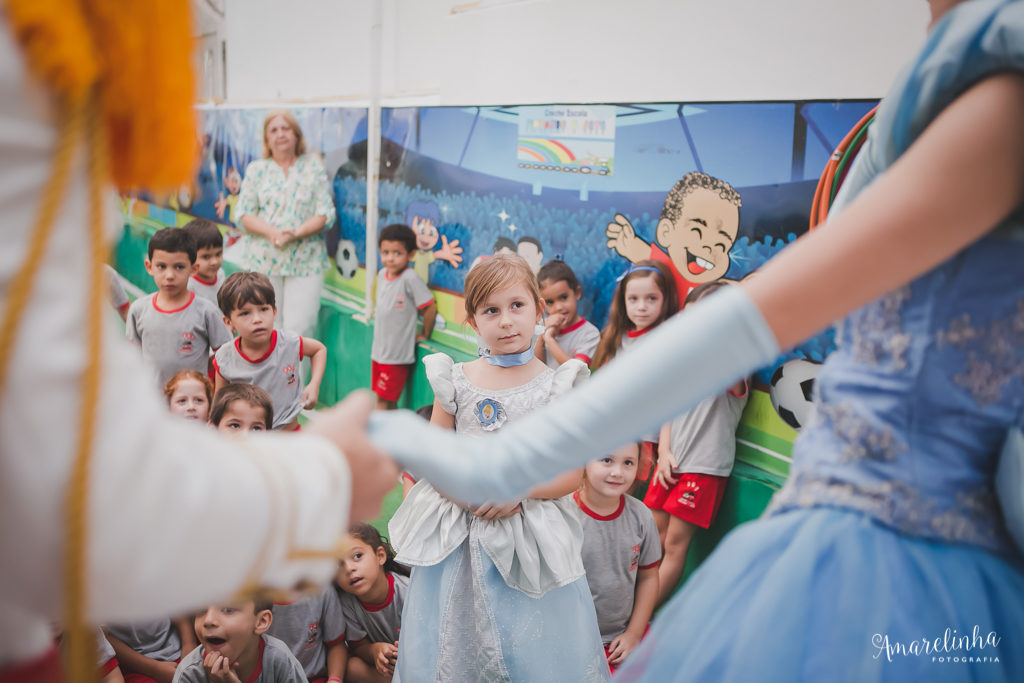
236,154,336,277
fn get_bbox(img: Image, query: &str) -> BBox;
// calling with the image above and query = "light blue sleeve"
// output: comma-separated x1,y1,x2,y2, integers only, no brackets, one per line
369,285,779,503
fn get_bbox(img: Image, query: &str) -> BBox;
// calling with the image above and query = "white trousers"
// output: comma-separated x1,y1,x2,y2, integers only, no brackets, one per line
267,272,324,337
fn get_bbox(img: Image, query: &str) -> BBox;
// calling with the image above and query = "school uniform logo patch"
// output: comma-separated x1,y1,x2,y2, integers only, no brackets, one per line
284,364,297,386
394,294,406,311
677,480,700,509
304,621,319,650
630,544,641,572
179,332,195,353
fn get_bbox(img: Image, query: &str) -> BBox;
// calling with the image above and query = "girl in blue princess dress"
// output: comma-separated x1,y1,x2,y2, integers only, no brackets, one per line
387,254,608,682
372,2,1024,680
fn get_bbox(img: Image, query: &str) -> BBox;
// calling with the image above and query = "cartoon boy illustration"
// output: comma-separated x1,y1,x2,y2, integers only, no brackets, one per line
215,166,242,224
606,171,741,304
516,236,544,275
406,199,463,283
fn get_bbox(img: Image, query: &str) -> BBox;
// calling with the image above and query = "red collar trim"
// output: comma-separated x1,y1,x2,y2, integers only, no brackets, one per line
384,268,406,281
151,291,195,314
558,317,586,335
244,637,266,683
626,327,650,339
236,330,277,363
573,490,625,520
192,273,218,286
359,573,395,612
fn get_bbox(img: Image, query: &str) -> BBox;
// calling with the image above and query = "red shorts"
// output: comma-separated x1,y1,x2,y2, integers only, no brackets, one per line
643,472,729,529
371,361,413,402
0,647,63,683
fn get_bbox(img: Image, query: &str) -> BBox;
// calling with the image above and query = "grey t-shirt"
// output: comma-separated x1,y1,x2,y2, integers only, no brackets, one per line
126,292,232,388
106,618,181,663
172,635,306,683
371,268,433,364
187,268,225,307
213,330,304,429
266,588,347,679
575,492,661,644
543,318,601,369
337,573,408,644
104,264,129,312
667,385,749,476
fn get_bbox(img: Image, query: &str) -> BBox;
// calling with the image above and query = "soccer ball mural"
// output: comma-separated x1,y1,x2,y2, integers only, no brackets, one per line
335,239,359,280
769,358,822,430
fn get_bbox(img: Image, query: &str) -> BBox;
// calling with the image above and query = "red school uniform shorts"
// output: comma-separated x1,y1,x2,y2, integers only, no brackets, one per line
371,361,413,402
644,472,729,529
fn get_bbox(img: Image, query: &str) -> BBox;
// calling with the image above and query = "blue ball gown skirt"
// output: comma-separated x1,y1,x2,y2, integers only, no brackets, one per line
615,507,1024,682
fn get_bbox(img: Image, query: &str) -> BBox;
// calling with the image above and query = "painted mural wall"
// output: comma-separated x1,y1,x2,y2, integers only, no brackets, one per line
132,98,878,476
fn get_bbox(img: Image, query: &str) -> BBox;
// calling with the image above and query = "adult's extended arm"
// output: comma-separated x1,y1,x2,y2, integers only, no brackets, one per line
369,73,1024,503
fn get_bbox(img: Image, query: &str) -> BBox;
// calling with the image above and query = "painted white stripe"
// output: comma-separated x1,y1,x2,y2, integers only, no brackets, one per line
736,438,792,464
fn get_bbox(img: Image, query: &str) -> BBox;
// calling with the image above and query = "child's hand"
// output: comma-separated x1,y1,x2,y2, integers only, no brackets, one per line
653,456,678,490
544,313,567,335
473,500,522,519
301,383,320,409
214,193,227,219
415,332,429,343
370,641,398,675
436,234,463,267
203,651,242,683
607,631,641,665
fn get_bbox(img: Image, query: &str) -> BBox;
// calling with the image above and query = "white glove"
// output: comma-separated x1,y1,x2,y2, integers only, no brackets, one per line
369,285,779,503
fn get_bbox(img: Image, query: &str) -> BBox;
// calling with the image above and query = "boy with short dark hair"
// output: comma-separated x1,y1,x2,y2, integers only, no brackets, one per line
182,218,226,305
371,224,436,410
533,260,600,369
210,383,274,433
214,272,326,430
172,602,307,682
127,227,233,388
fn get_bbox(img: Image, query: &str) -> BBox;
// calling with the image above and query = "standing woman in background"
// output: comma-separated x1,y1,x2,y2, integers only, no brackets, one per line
237,110,335,336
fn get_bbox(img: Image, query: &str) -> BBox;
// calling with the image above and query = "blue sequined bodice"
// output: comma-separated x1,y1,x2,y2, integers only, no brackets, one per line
768,0,1024,553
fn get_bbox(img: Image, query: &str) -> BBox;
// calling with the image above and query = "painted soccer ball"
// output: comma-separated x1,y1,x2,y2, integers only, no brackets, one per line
769,358,822,430
335,239,359,279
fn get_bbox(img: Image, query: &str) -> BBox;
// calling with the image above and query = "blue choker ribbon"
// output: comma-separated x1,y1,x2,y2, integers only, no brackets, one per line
480,347,535,367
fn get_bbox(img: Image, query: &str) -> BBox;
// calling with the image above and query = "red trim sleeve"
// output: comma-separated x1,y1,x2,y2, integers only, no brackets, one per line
325,632,347,647
573,353,592,365
211,357,222,377
116,302,130,312
728,378,750,399
402,472,417,484
99,657,119,676
417,298,434,310
299,336,304,359
638,560,661,570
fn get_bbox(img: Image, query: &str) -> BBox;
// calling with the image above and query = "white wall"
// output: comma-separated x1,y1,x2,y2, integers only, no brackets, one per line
224,0,930,104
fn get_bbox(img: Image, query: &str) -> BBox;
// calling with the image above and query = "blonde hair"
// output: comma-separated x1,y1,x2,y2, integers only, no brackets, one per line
262,109,306,159
464,254,541,320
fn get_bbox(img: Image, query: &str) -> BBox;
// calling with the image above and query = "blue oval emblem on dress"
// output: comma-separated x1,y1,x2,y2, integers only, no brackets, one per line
476,398,502,427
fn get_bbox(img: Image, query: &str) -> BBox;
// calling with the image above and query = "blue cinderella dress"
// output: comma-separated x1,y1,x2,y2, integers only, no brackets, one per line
617,2,1024,681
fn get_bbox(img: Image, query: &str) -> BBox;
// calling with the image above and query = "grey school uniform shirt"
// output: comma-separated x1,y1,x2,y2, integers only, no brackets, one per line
172,634,306,682
126,291,232,388
266,588,346,679
187,268,225,306
214,330,304,429
575,492,661,644
372,268,433,364
667,387,749,476
543,318,600,369
105,618,181,662
337,573,407,644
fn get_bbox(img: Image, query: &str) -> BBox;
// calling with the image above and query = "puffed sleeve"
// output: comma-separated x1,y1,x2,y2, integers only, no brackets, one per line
0,80,352,625
235,159,262,220
422,353,457,415
549,358,589,400
307,155,336,229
